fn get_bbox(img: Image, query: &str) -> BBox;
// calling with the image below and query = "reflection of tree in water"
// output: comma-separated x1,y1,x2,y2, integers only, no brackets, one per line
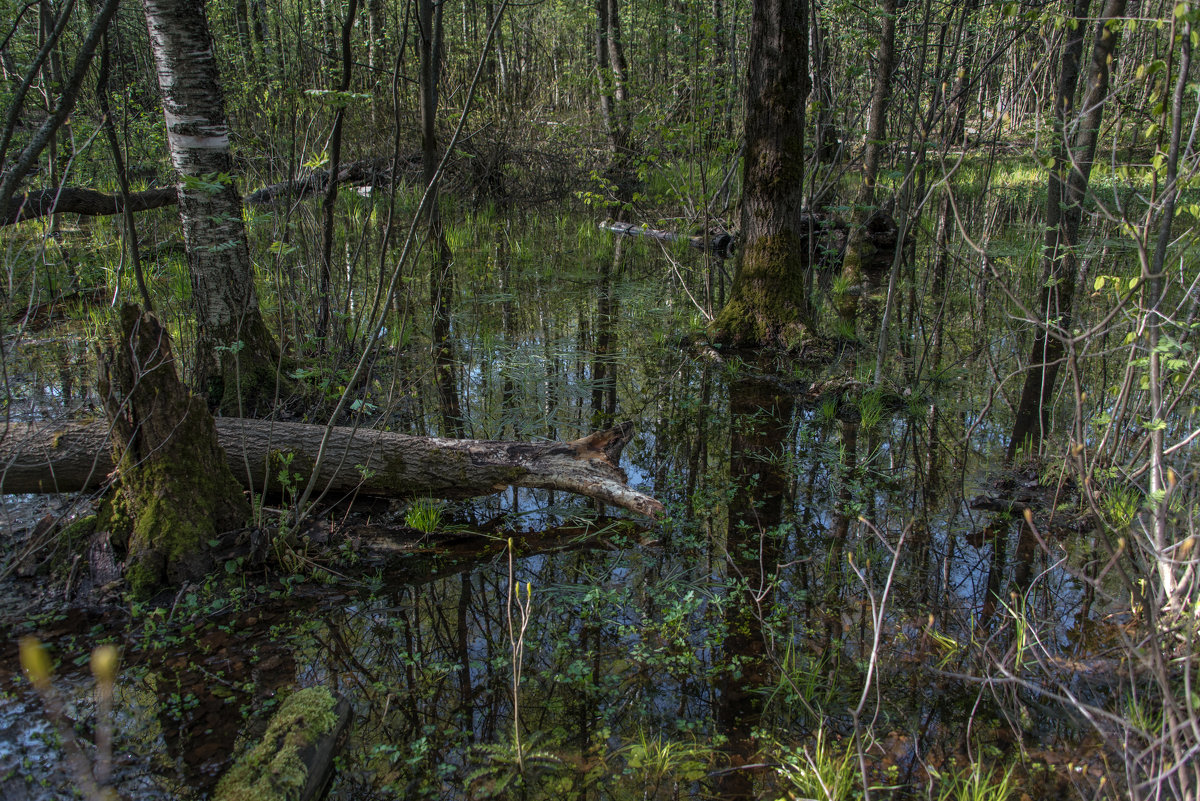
715,374,794,800
149,606,299,792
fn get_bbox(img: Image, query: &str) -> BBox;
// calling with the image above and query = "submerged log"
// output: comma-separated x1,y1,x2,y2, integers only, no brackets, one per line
0,418,664,518
600,219,737,259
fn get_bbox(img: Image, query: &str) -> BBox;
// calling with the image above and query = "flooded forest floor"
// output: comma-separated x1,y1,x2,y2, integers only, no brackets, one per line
0,200,1166,800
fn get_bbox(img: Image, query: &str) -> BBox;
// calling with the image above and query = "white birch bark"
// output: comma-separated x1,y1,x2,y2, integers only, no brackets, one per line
141,0,282,411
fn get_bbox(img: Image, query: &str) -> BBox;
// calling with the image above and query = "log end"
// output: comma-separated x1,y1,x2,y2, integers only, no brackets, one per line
569,421,636,465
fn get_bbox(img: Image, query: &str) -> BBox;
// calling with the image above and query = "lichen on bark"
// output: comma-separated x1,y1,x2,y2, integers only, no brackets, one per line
98,304,250,597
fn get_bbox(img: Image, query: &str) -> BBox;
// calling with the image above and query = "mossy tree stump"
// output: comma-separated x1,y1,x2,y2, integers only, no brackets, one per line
98,304,250,596
214,687,351,801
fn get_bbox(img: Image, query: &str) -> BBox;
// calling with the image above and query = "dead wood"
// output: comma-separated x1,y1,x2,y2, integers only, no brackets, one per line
0,418,664,519
2,157,411,226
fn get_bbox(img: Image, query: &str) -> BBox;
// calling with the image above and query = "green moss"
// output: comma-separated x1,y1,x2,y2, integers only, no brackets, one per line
95,492,133,551
125,558,163,598
121,430,248,596
100,306,251,597
214,687,340,801
712,231,810,348
59,514,97,550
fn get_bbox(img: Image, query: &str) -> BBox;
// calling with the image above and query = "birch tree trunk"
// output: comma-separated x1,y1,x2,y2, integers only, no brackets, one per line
141,0,285,414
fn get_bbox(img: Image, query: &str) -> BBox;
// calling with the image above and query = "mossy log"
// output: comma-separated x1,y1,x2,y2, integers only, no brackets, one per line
214,687,352,801
0,418,664,518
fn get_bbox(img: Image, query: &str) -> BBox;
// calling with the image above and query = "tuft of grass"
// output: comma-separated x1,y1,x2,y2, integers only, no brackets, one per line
775,731,858,801
859,389,884,430
405,498,444,534
932,761,1017,801
620,730,712,793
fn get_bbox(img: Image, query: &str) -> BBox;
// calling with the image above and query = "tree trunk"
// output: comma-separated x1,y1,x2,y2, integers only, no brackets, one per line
834,0,898,333
710,0,810,347
595,0,634,214
0,420,664,519
141,0,285,414
1006,0,1124,462
97,305,251,597
315,0,359,346
418,0,464,437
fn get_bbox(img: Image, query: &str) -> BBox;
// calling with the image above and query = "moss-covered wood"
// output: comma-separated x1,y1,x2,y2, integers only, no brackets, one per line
710,0,810,349
833,208,899,334
214,687,351,801
98,304,250,596
712,231,809,347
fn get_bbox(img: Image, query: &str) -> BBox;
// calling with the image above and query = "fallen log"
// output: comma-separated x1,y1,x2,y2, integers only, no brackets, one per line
0,418,664,518
3,157,411,226
3,186,179,225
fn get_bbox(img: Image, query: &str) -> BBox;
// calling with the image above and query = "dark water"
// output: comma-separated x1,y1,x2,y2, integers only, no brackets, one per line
0,206,1116,799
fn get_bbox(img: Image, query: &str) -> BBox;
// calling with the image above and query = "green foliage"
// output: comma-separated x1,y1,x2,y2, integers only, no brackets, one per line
774,732,858,801
405,498,444,534
931,761,1017,801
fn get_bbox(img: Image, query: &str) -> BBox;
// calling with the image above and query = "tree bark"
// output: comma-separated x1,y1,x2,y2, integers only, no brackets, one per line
710,0,810,347
1006,0,1124,462
141,0,285,414
97,305,251,596
0,419,664,519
